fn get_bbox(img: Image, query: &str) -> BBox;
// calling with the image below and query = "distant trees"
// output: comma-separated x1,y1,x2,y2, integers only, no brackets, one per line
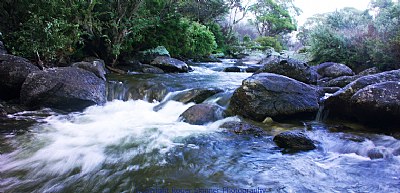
299,0,400,71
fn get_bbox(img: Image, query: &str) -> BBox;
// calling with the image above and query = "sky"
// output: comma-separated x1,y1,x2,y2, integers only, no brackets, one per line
293,0,371,26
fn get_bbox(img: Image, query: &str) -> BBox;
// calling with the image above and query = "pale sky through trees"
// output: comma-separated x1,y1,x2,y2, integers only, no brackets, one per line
294,0,371,26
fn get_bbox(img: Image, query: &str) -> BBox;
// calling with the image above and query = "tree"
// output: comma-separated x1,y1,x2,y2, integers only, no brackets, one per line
249,0,297,36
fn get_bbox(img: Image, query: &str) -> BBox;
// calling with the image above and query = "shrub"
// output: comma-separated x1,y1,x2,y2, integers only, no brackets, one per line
255,36,283,52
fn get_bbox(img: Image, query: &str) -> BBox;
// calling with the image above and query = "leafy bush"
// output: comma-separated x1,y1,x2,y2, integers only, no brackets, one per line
255,36,283,52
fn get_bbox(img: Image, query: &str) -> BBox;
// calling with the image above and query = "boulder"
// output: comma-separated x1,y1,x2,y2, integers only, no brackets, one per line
172,88,223,104
314,62,354,78
350,81,400,127
358,67,381,76
0,54,40,100
137,46,170,64
325,69,400,128
220,121,265,136
258,58,316,84
179,104,224,125
223,66,241,72
20,67,106,111
71,59,107,80
245,66,261,73
228,73,319,122
150,56,189,73
273,130,316,151
320,75,360,88
0,41,6,54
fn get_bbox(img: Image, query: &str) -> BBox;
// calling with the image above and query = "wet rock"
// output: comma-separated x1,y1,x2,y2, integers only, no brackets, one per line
172,88,223,104
223,66,241,72
367,147,389,159
320,75,361,88
228,73,319,122
0,101,27,115
258,58,316,84
350,81,400,127
0,41,6,54
71,59,107,80
358,67,381,76
314,62,354,79
220,121,265,136
245,66,261,73
273,130,316,151
137,46,170,64
325,70,400,129
119,60,164,74
20,67,106,112
107,81,168,102
0,54,40,100
179,104,224,125
150,56,189,73
317,87,341,94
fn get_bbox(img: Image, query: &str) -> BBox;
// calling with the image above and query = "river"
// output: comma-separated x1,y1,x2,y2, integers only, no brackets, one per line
0,60,399,193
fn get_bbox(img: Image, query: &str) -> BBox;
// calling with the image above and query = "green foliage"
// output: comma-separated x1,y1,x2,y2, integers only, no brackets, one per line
183,20,217,58
300,3,400,71
255,36,283,52
249,0,297,36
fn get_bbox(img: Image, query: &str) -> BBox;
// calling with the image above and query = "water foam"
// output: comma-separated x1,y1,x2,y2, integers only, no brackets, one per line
0,100,223,175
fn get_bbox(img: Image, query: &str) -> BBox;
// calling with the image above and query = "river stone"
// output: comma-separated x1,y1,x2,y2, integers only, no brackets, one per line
172,88,223,104
71,60,107,80
314,62,354,79
350,81,400,127
258,58,316,84
224,66,241,72
358,67,381,76
220,121,265,136
0,54,40,100
0,41,6,54
320,75,361,88
228,73,319,122
20,67,106,111
273,130,316,151
150,56,189,73
245,66,261,73
325,69,400,128
179,104,224,125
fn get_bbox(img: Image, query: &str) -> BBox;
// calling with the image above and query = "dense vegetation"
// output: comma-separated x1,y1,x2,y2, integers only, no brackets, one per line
298,0,400,71
0,0,299,67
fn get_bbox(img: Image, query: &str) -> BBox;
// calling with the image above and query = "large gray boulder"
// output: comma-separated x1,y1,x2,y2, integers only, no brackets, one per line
20,67,106,111
258,58,316,84
314,62,354,79
0,54,40,100
71,59,107,80
150,56,189,73
325,69,400,128
179,104,224,125
228,73,319,122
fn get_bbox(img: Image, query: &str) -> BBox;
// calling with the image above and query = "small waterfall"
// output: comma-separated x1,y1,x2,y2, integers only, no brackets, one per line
107,80,168,102
315,93,332,122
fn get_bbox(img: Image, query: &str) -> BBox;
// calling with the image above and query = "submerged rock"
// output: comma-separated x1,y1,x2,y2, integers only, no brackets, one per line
224,66,241,72
220,121,265,136
150,56,189,73
20,67,106,112
228,73,319,122
0,54,40,100
172,88,223,104
179,104,224,125
273,130,316,151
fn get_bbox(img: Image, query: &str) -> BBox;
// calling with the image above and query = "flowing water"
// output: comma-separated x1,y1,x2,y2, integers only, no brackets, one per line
0,60,399,193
